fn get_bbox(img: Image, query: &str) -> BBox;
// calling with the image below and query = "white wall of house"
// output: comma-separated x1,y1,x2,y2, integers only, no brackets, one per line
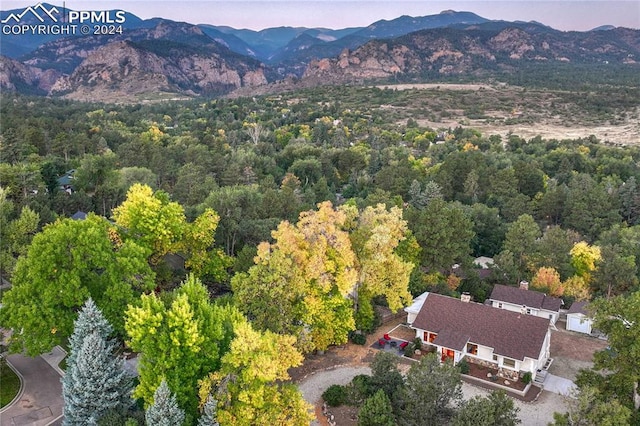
566,313,593,334
476,345,494,360
405,292,429,325
491,300,558,324
520,357,537,374
412,325,551,380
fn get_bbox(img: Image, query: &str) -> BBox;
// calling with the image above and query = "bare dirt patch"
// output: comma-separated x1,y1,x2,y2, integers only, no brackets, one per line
547,324,608,381
374,83,640,146
289,319,409,383
550,327,608,362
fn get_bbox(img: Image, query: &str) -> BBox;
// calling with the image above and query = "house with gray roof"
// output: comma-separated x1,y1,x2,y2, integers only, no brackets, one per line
489,283,563,324
408,292,551,382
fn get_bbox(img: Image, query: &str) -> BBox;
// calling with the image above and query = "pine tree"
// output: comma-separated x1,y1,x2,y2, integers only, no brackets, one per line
62,332,133,425
66,298,113,368
146,380,186,426
197,395,220,426
358,389,396,426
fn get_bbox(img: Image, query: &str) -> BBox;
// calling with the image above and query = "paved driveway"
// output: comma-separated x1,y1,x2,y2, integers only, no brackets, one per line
0,353,63,426
542,373,576,396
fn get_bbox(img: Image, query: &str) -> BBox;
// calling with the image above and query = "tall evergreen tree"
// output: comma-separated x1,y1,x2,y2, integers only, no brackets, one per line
63,300,132,425
198,395,220,426
66,298,113,368
145,380,185,426
62,332,133,425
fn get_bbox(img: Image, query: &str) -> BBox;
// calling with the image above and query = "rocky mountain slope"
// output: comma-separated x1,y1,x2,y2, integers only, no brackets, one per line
0,56,61,94
1,7,638,100
302,24,640,84
1,20,268,100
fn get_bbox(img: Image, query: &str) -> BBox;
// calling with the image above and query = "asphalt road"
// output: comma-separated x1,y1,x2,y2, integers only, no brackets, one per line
0,354,63,426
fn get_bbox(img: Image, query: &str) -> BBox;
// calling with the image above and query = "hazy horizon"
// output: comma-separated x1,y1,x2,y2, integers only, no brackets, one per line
2,0,639,32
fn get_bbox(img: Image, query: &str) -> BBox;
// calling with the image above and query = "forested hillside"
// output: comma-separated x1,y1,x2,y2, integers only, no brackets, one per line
1,82,639,423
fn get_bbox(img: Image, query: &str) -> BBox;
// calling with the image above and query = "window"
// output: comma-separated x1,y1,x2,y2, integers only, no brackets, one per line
503,358,516,368
492,354,498,362
526,308,532,315
423,332,437,343
498,302,503,309
466,343,478,355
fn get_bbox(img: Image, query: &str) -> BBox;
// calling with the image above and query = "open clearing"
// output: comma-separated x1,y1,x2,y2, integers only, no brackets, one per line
372,83,640,146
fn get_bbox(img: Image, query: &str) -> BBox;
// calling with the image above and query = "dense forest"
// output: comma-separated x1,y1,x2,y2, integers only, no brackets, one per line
1,80,639,424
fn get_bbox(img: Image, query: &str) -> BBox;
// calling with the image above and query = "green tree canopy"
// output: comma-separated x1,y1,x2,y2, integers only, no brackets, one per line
343,203,413,313
113,183,186,264
398,353,463,426
125,275,237,420
357,390,396,426
550,386,631,426
406,199,475,272
499,214,541,283
452,391,521,426
114,183,230,280
0,186,39,280
589,291,640,411
199,320,311,426
0,214,154,355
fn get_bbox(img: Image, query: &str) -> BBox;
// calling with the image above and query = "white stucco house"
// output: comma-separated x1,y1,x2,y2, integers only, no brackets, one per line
566,301,594,335
407,292,551,382
489,284,563,324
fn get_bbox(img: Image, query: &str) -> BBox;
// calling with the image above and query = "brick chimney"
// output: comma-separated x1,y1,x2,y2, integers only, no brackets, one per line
519,280,529,290
460,292,471,303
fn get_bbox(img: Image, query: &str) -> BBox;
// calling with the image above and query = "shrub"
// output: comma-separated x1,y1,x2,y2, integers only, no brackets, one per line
350,333,366,345
521,371,532,384
412,337,423,351
403,343,415,357
347,375,373,404
322,385,348,407
458,359,470,375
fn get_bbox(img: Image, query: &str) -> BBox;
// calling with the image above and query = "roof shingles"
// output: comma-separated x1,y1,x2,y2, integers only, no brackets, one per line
490,284,562,312
412,293,549,361
567,300,590,316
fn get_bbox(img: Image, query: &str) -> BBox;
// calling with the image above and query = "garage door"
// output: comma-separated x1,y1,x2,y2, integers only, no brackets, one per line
567,315,591,334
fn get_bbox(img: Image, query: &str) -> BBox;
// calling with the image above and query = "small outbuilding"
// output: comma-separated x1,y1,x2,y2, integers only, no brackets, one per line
566,301,594,335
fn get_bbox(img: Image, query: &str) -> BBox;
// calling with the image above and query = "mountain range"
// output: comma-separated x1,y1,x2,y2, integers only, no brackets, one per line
1,4,638,101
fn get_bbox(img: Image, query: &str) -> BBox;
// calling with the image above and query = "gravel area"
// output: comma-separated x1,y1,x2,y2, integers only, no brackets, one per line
462,382,568,426
299,366,371,405
300,366,569,426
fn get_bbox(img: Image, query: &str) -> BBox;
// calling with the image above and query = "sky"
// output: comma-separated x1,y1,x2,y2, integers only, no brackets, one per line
3,0,639,31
